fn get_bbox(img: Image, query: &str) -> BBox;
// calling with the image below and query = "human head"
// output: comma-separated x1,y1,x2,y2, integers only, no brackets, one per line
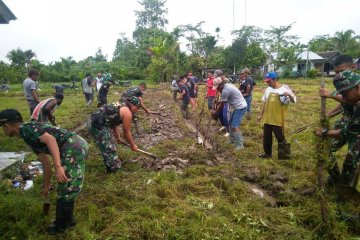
264,72,278,88
85,73,92,79
207,72,213,78
214,69,223,78
97,73,102,77
126,96,142,113
188,72,193,77
54,93,64,106
238,70,245,80
334,55,354,73
242,68,251,77
212,77,225,92
139,82,147,92
0,109,23,137
28,69,40,81
332,70,360,104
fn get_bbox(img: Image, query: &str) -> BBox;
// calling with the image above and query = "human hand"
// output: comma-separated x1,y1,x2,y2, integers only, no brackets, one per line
55,166,68,183
257,115,262,122
130,144,138,151
319,88,331,98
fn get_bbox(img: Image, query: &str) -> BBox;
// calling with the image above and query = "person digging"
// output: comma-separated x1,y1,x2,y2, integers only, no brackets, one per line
0,109,89,234
31,93,64,126
257,72,296,159
87,96,140,173
316,70,360,196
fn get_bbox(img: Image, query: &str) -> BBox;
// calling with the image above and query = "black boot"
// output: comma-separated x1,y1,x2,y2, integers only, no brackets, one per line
47,200,75,235
278,141,291,160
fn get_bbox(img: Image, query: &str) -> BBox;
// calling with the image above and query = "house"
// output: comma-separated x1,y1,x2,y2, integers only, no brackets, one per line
266,51,324,77
317,51,341,76
0,0,16,24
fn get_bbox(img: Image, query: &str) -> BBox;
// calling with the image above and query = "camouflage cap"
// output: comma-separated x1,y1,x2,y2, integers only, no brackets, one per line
127,96,142,107
331,70,360,96
0,109,23,126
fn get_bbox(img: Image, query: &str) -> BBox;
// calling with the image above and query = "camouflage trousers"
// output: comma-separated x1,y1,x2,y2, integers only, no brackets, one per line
87,120,122,172
328,119,347,180
58,135,89,202
340,135,360,187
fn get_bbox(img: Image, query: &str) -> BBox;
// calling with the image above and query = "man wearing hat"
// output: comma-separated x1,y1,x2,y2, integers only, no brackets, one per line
212,76,247,150
87,96,140,173
316,70,360,189
81,73,94,106
239,68,256,120
257,72,296,159
0,109,89,234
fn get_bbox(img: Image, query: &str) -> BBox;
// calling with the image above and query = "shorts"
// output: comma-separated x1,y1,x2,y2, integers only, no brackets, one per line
84,92,94,102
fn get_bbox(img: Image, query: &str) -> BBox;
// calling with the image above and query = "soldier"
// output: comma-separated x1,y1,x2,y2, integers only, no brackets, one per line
316,70,360,189
97,73,114,108
0,109,89,234
31,93,64,126
318,55,356,185
87,96,141,173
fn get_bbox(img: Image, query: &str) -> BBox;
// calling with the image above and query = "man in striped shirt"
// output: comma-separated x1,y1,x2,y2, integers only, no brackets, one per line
31,93,64,126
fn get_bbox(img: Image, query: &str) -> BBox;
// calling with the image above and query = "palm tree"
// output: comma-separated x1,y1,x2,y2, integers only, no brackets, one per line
333,30,358,53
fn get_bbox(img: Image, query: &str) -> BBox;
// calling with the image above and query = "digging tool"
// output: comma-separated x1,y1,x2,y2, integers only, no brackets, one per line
119,141,157,159
316,67,329,224
290,109,343,136
195,84,209,144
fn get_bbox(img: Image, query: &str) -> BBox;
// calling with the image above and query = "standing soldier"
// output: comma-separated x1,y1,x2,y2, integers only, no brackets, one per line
31,93,64,126
23,69,41,115
257,72,296,159
0,109,89,234
87,96,141,173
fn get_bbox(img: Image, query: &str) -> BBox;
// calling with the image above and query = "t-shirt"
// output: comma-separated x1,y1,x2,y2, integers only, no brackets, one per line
96,77,103,91
82,78,93,94
239,79,250,94
31,98,56,123
261,84,296,126
179,84,190,102
90,103,125,129
245,76,256,92
220,83,247,110
99,82,110,97
171,80,178,91
207,77,216,97
187,77,196,95
19,122,75,154
23,78,37,101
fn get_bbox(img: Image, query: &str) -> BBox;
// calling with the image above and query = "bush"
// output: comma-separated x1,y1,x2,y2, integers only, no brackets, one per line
281,68,292,79
307,69,318,79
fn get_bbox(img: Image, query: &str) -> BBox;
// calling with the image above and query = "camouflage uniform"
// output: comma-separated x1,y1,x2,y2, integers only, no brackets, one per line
19,122,88,201
332,70,360,187
120,87,143,130
87,102,125,172
327,104,353,181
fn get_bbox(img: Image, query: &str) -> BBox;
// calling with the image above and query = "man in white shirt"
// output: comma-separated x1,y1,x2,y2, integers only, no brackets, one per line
23,69,41,115
96,73,103,92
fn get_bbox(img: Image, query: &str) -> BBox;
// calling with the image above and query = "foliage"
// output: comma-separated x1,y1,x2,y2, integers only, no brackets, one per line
135,0,168,29
307,69,318,79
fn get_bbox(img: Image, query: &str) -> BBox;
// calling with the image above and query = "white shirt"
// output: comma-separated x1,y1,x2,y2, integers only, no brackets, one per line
261,84,296,104
96,77,103,91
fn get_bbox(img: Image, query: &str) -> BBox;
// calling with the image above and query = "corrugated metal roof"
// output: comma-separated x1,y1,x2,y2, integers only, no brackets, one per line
0,0,16,24
270,51,324,61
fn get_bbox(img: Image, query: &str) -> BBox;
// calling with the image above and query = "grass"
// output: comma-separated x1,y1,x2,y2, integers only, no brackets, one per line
0,78,359,239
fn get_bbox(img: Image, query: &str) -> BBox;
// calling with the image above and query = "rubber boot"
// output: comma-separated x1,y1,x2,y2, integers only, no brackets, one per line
62,201,75,229
278,141,291,160
228,128,235,144
326,162,341,187
233,131,244,150
47,199,66,235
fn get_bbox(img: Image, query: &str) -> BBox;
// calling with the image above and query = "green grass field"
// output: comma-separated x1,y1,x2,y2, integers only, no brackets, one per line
0,79,359,239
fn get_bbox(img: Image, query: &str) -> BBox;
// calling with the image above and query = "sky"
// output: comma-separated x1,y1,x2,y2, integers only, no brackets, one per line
1,0,359,64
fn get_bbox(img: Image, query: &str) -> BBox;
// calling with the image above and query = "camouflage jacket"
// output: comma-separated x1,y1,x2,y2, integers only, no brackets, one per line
121,87,143,102
341,104,360,140
19,122,75,154
90,102,126,129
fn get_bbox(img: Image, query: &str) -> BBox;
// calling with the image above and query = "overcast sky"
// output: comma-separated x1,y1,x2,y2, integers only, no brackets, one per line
1,0,359,64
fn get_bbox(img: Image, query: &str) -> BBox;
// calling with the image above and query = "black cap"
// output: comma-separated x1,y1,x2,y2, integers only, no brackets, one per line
0,109,23,126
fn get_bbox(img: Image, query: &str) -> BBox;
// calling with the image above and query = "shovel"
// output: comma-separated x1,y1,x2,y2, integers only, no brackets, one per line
119,141,157,159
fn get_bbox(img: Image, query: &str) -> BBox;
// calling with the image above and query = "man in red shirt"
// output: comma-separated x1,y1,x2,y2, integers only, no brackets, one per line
206,71,217,110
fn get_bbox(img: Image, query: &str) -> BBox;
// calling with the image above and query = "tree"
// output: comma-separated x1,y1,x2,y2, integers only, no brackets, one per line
6,48,36,68
264,23,301,70
332,30,360,57
134,0,168,29
308,35,334,52
94,47,107,62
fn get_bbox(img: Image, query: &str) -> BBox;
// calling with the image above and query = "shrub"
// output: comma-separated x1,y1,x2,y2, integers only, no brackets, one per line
307,69,318,79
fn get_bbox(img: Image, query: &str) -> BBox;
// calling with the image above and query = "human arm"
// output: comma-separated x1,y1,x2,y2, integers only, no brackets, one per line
39,133,68,183
138,97,150,114
113,126,122,144
212,101,225,115
31,89,40,103
243,84,251,97
257,103,266,122
37,153,52,198
319,88,344,103
315,128,341,138
120,108,138,151
326,103,342,117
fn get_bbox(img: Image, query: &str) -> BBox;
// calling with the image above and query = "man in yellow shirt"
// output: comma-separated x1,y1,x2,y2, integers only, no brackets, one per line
257,72,296,159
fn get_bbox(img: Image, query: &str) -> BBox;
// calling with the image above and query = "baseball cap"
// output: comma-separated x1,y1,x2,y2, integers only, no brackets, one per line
0,109,23,126
212,77,223,90
214,69,223,77
264,72,277,82
331,70,360,96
